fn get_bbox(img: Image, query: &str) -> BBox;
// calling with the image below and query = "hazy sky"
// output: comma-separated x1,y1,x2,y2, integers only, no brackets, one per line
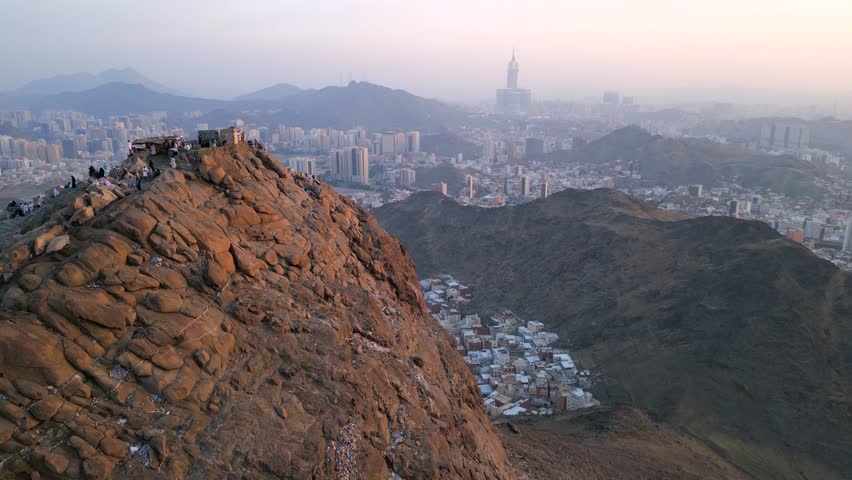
2,0,851,103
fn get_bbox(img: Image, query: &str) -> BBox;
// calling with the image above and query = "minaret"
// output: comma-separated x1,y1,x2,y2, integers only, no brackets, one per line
506,49,519,89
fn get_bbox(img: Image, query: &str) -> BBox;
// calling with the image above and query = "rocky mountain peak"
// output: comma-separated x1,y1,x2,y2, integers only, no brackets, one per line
0,145,513,479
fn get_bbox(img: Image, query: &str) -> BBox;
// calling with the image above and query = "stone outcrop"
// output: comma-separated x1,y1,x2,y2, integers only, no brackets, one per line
0,145,513,479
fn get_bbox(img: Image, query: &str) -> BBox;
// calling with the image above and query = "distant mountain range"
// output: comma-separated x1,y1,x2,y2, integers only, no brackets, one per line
15,67,181,95
375,189,852,480
4,80,462,132
234,82,305,101
543,126,826,197
258,81,465,131
29,82,228,118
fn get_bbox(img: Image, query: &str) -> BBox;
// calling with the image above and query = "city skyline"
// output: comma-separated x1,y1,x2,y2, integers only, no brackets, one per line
1,0,851,106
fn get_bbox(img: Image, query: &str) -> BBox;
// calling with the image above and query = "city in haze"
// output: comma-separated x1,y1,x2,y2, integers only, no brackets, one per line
1,2,852,480
1,0,851,109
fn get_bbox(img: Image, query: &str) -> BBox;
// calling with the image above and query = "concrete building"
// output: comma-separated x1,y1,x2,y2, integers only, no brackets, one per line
787,228,805,243
288,157,316,176
728,199,740,218
432,182,447,195
397,168,416,187
520,175,531,197
394,133,406,155
844,219,852,253
688,184,703,197
381,132,396,155
602,91,620,105
330,147,369,185
760,122,810,150
405,131,420,153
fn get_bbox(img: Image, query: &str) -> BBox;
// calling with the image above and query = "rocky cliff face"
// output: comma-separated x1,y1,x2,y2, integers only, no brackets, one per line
0,146,513,479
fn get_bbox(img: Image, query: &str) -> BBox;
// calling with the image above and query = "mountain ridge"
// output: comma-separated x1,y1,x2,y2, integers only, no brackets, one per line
16,68,181,96
543,126,826,197
234,83,305,101
374,188,852,480
9,80,461,132
0,145,513,478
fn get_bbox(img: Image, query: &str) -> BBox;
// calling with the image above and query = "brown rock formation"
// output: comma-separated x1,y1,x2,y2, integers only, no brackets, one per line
0,145,513,479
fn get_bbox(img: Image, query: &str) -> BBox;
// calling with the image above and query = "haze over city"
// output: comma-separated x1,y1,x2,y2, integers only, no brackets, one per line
2,0,852,105
2,2,852,479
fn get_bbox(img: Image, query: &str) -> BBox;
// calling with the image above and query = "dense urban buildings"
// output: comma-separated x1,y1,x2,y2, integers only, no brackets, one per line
422,274,598,417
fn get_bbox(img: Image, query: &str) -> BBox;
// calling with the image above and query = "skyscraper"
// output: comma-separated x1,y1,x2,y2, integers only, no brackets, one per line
381,132,396,155
330,147,369,185
351,147,369,184
844,217,852,253
496,51,532,114
394,133,406,155
520,175,531,197
61,139,76,159
467,175,475,199
540,174,549,199
507,50,519,89
432,182,447,195
728,199,740,218
330,150,348,181
405,131,420,153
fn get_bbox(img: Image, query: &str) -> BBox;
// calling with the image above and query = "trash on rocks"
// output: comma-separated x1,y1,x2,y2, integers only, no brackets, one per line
110,364,129,382
332,422,360,479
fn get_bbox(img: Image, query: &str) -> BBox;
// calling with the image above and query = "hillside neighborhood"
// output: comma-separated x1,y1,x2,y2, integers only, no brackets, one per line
421,274,598,417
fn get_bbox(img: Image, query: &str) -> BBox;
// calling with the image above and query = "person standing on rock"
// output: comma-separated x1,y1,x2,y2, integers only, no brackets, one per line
127,141,133,156
170,157,176,169
71,176,76,188
88,165,96,178
136,177,142,191
98,167,105,179
148,158,154,170
142,165,149,179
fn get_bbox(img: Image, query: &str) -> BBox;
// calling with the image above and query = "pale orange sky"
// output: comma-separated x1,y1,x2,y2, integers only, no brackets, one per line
2,0,851,102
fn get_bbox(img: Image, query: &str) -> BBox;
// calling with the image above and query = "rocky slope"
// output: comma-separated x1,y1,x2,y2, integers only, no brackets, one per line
0,146,513,479
375,189,852,480
499,407,747,480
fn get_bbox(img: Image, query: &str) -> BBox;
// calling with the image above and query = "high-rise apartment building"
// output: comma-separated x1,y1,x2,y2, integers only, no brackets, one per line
520,175,531,196
288,157,316,176
844,218,852,253
405,131,420,153
381,132,396,155
397,168,416,187
331,147,369,185
393,133,405,155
